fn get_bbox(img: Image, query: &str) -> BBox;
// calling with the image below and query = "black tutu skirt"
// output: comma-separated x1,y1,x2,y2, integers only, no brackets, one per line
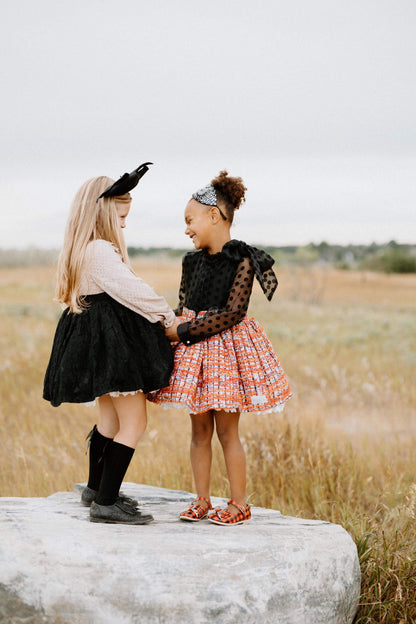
43,293,173,407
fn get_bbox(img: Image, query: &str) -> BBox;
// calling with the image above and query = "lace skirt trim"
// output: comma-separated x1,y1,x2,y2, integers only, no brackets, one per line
83,389,144,407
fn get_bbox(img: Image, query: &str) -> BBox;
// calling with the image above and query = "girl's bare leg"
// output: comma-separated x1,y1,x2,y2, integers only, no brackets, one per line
97,392,147,447
110,392,148,449
97,394,119,438
190,411,214,506
214,410,246,511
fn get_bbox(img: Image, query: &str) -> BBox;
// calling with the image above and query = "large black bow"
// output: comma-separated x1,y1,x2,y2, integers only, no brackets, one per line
97,162,153,201
222,240,278,301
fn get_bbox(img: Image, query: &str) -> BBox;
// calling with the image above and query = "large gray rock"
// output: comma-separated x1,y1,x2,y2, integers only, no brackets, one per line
0,483,360,624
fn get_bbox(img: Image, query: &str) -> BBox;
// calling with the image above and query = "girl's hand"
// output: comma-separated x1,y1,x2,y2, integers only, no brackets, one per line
165,317,180,341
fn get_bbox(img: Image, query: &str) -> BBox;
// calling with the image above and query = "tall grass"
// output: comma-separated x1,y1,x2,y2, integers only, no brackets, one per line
0,261,415,622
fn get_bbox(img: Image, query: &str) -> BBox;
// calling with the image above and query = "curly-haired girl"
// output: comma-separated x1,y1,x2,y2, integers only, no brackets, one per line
149,170,291,525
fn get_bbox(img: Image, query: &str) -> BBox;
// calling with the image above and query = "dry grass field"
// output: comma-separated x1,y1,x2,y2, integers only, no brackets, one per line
1,258,415,623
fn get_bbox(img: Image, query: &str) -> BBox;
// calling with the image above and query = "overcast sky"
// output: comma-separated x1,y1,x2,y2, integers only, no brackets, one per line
0,0,415,249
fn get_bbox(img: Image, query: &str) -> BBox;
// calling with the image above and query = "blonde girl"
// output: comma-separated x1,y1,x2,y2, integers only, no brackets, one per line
44,164,179,525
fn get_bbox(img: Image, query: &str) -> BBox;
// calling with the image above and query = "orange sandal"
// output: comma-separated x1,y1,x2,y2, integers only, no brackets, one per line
208,499,251,525
179,497,212,522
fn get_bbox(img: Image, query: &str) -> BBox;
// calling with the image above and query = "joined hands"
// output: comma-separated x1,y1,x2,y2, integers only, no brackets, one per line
165,317,181,341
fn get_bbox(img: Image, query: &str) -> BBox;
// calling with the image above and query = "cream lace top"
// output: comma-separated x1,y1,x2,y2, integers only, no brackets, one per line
79,239,175,328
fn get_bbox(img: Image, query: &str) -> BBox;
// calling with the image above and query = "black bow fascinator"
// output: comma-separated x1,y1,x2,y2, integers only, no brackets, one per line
97,162,153,201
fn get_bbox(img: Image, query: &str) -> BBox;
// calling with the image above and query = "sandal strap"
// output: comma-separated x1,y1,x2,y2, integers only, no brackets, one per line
209,500,251,524
194,496,211,507
228,499,250,514
181,497,212,519
189,504,206,517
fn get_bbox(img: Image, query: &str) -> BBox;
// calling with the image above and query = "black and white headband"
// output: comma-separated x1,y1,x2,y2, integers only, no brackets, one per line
192,184,227,220
192,184,217,206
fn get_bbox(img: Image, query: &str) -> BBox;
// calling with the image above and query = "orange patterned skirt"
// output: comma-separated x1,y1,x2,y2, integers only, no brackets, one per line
147,307,292,414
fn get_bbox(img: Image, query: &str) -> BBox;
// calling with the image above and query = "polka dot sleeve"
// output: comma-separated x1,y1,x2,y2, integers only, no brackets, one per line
177,257,254,345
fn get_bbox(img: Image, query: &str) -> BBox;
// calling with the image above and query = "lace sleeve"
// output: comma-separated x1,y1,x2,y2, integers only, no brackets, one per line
85,240,176,328
177,257,254,345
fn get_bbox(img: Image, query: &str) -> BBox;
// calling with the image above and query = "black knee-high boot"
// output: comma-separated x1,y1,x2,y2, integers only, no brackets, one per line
94,441,135,506
82,427,139,509
90,441,153,524
86,425,112,491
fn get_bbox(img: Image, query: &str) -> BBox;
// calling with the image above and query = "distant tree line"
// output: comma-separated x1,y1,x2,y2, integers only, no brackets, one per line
0,241,415,273
128,240,416,274
270,240,416,273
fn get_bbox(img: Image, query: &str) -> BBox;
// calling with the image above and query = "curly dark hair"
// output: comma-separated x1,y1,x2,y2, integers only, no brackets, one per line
211,170,247,224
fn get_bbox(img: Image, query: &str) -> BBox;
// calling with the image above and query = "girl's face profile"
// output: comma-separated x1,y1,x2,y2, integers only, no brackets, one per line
115,201,131,229
184,199,212,250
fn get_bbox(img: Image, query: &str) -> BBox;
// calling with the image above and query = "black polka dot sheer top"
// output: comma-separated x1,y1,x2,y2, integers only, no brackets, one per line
176,239,278,345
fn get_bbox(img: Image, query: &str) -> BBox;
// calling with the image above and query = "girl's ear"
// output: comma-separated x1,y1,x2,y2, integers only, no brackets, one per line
209,206,221,224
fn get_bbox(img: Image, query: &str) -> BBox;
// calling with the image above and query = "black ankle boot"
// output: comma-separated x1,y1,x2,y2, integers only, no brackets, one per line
90,441,153,524
81,485,98,507
90,499,153,525
81,485,139,509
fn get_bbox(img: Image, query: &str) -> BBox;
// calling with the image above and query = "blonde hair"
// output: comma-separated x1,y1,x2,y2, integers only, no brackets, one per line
56,176,131,313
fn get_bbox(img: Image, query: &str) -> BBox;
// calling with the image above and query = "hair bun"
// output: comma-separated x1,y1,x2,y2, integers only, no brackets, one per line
211,170,246,210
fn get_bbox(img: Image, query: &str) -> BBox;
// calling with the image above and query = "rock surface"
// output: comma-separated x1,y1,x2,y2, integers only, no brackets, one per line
0,483,360,624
